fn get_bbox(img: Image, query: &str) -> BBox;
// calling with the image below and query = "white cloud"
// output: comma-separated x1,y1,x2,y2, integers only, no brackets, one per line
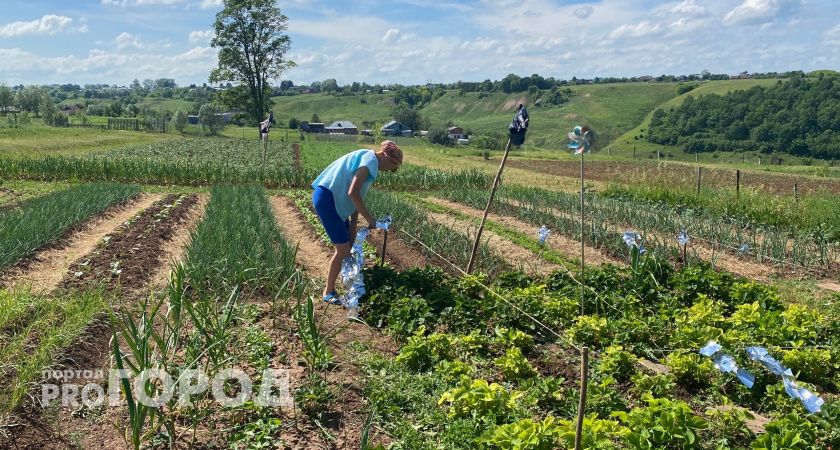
574,5,594,19
382,28,401,44
199,0,222,9
0,15,74,38
189,30,213,44
609,21,662,39
102,0,187,6
115,32,144,49
723,0,780,25
825,24,840,45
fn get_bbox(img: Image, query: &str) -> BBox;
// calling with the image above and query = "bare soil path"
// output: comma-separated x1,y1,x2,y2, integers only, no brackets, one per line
2,194,162,294
269,195,397,448
422,208,561,276
424,197,619,268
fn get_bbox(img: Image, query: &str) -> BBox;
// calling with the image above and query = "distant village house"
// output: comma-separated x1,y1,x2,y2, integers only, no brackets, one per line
325,120,358,135
381,120,412,137
447,126,466,140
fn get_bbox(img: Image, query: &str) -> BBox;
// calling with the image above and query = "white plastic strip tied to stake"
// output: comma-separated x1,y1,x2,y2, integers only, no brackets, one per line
537,225,551,245
340,215,392,318
699,341,825,413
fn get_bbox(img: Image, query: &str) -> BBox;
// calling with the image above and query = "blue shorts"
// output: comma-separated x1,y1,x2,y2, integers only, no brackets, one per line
312,186,350,244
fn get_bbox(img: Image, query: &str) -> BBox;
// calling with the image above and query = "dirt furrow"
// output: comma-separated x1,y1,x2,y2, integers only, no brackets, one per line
425,197,619,268
269,195,332,280
269,194,397,448
423,209,560,276
3,194,162,294
146,193,209,290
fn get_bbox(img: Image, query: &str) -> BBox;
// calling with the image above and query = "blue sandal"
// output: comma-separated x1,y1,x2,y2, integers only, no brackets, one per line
322,291,344,306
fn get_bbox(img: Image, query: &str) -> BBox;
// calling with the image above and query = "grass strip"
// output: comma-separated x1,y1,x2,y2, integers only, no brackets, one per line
0,182,140,270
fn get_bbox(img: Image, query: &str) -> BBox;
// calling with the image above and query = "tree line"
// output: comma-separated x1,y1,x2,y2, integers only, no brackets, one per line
646,74,840,159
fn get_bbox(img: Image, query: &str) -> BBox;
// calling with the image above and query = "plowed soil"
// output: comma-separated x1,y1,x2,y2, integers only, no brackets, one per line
1,194,161,294
60,194,198,292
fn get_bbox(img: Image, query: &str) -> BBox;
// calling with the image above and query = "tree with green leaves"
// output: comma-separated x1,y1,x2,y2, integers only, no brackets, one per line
15,86,45,117
0,83,13,114
171,109,187,133
209,0,295,124
198,104,224,135
40,93,57,126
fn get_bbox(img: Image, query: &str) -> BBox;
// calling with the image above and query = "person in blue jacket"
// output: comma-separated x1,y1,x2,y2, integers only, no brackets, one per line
311,140,403,305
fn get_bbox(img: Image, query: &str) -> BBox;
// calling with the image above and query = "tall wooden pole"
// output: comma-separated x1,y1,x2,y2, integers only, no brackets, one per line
574,347,590,450
580,149,585,315
466,138,512,274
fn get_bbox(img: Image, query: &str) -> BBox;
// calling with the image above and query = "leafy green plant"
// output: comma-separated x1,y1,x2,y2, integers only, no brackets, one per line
396,327,454,371
751,413,820,450
438,378,523,424
386,295,432,342
480,416,562,450
664,352,716,389
293,296,333,371
614,395,708,449
567,315,609,347
629,372,675,399
494,347,537,381
704,406,755,449
595,345,636,383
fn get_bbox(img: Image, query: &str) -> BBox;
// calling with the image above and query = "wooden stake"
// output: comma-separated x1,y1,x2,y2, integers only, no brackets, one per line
574,347,590,450
696,166,701,195
466,138,512,273
736,169,741,198
379,229,389,267
794,182,799,203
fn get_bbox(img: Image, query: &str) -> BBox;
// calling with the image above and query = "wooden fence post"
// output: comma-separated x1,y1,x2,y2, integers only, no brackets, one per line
696,166,701,195
736,169,741,198
794,182,799,203
574,347,590,450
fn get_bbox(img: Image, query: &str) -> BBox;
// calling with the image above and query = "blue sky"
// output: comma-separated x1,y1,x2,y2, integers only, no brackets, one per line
1,0,839,86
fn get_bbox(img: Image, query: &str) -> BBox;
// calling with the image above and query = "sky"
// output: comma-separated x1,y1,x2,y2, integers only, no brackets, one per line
1,0,839,87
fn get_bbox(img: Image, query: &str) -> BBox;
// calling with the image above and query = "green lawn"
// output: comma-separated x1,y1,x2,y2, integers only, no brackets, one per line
0,120,184,157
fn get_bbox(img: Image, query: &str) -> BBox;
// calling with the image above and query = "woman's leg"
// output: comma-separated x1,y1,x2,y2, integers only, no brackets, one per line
324,242,351,296
312,187,351,297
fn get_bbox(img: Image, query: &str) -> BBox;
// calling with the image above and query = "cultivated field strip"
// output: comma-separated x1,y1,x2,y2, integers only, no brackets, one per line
146,193,209,290
183,185,302,297
424,196,618,268
423,209,560,276
59,193,200,292
505,186,838,271
365,189,508,276
269,195,331,280
0,183,141,271
0,289,104,414
2,193,161,293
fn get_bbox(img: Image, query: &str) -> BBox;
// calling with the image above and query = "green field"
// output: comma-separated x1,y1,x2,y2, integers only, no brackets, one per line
0,119,181,157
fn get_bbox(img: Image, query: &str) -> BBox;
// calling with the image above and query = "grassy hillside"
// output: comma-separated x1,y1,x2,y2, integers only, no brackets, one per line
271,82,679,148
422,82,679,148
269,92,395,128
608,79,784,163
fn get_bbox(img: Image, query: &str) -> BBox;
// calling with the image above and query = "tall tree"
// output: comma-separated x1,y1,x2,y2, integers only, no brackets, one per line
0,83,13,113
209,0,295,123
